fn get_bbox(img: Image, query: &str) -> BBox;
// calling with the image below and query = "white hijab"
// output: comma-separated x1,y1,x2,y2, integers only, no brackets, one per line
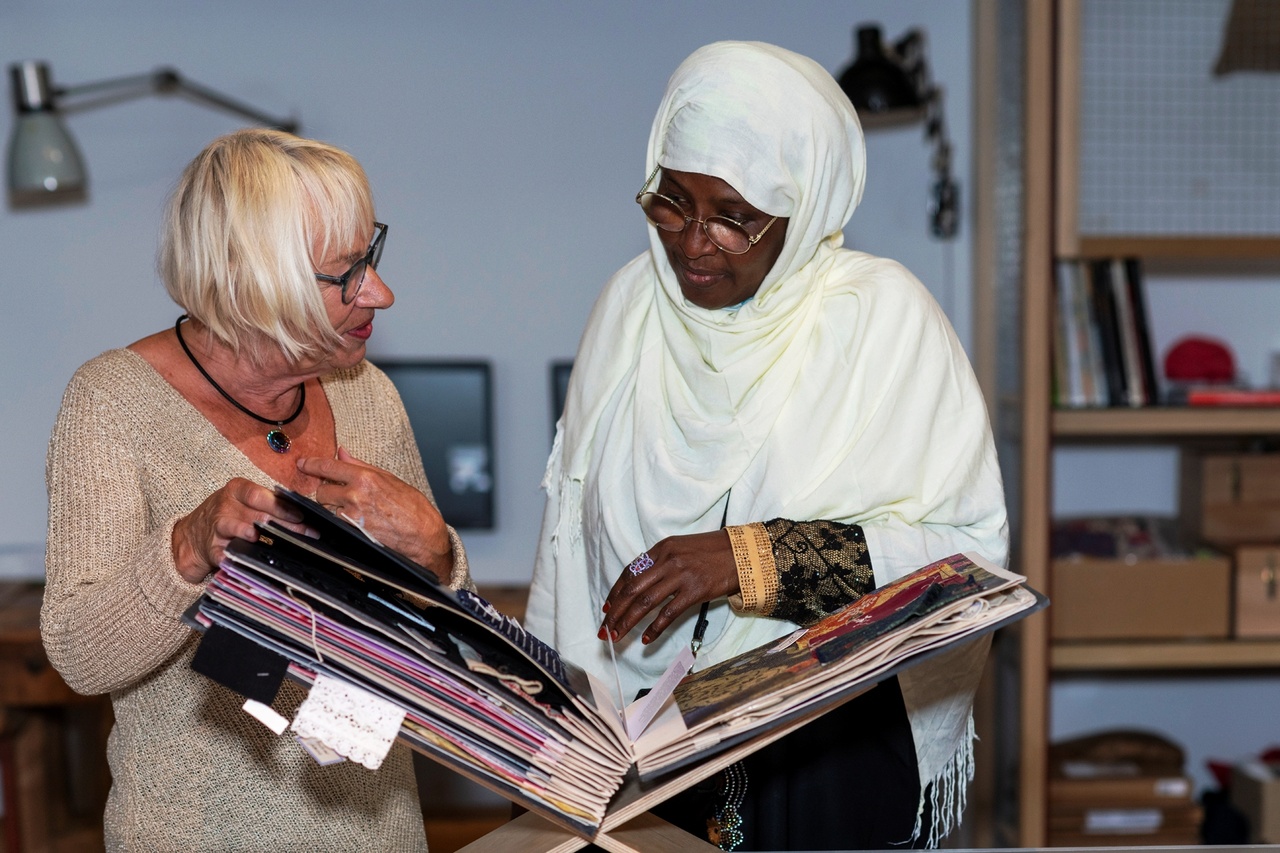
527,41,1008,844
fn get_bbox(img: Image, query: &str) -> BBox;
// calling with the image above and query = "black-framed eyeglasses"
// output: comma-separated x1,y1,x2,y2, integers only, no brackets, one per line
315,221,387,304
634,165,778,255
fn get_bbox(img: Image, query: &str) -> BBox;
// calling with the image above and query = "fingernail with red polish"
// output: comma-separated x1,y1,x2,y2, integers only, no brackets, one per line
610,629,620,643
597,626,607,641
602,602,610,613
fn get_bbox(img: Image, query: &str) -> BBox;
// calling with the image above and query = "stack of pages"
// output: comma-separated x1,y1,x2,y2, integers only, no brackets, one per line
186,488,1042,836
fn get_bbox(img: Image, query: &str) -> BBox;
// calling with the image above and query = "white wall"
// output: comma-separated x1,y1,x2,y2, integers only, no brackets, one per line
0,1,973,584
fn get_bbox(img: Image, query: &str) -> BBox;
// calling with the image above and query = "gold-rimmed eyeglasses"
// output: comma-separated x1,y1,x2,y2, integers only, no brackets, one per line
634,165,778,255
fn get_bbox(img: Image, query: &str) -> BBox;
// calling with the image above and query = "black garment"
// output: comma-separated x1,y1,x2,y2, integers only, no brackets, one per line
765,518,875,626
649,675,926,851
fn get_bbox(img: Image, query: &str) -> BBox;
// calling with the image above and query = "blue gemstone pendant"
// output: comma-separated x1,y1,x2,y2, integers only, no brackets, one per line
266,429,292,453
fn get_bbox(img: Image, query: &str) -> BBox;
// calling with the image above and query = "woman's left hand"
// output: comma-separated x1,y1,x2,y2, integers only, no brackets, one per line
296,447,454,583
599,530,739,645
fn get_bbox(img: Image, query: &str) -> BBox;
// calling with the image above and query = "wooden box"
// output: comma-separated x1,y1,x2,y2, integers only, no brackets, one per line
1233,547,1280,638
1185,453,1280,547
1050,556,1231,640
1049,774,1194,807
1232,761,1280,844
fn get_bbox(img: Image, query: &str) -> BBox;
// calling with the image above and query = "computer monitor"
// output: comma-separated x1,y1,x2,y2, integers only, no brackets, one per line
375,360,495,530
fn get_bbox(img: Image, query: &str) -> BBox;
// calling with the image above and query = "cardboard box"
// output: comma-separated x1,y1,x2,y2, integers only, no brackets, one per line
1050,556,1231,640
1047,801,1202,836
1049,799,1198,835
1049,774,1195,807
1233,547,1280,638
1231,761,1280,844
1185,453,1280,547
1046,827,1201,847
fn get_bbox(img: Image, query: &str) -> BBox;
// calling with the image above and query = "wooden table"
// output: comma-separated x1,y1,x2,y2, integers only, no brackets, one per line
0,582,110,853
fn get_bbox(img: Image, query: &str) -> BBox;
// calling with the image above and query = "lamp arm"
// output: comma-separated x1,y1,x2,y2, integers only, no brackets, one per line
56,70,158,100
56,67,298,133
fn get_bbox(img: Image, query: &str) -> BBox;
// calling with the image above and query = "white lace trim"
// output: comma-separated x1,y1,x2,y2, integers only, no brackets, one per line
291,673,406,770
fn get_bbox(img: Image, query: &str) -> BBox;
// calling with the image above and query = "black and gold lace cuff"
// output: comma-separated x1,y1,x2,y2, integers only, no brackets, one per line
763,519,875,626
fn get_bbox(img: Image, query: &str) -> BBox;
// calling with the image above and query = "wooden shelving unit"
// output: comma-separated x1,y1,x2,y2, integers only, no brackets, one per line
1054,407,1280,438
1015,2,1280,846
1078,236,1280,261
1052,640,1280,672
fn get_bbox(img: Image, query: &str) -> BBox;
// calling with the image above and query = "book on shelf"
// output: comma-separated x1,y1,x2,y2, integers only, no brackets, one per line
1054,256,1157,408
1182,386,1280,407
1087,259,1128,407
1055,259,1095,407
183,487,1043,837
1055,258,1107,407
1124,257,1159,404
1108,257,1151,406
1051,262,1073,407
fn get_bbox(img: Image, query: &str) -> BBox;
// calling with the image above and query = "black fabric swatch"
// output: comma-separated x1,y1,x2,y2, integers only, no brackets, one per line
191,622,288,705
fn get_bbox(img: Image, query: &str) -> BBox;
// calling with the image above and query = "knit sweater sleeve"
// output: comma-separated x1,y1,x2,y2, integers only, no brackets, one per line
41,359,207,695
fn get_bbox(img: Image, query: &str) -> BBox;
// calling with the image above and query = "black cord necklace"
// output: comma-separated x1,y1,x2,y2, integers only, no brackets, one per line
174,314,305,453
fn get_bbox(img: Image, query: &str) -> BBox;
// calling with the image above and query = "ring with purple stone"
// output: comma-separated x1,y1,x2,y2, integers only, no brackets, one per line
626,552,654,577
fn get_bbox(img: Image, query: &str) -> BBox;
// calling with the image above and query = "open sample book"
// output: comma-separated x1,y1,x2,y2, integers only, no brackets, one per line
184,488,1044,846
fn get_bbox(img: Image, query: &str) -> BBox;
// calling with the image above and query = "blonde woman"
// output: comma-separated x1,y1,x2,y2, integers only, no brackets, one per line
42,129,468,851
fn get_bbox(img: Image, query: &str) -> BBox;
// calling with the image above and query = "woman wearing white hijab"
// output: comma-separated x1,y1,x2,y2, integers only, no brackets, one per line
526,41,1007,850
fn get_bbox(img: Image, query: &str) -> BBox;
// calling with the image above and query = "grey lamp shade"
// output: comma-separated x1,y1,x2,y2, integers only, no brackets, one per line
7,112,86,195
7,61,86,197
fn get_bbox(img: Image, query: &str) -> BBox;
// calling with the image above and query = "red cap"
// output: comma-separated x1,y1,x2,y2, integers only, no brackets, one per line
1163,336,1235,383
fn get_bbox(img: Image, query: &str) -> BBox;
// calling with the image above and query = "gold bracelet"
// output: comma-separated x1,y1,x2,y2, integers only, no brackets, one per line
726,522,777,614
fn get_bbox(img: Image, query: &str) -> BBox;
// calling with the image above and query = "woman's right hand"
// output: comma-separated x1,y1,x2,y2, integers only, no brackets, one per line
170,477,309,583
599,530,741,645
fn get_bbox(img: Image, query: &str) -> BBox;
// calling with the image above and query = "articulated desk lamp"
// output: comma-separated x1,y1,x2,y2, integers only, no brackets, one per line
6,60,298,207
836,25,959,239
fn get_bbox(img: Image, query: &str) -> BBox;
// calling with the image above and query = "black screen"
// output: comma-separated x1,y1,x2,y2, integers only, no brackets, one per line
376,360,494,530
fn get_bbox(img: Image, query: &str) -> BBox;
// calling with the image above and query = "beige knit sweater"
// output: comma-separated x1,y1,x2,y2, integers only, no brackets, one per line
42,348,471,852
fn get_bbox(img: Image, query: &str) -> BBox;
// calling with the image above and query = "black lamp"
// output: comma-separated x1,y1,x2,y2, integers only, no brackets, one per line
837,25,959,239
6,61,298,207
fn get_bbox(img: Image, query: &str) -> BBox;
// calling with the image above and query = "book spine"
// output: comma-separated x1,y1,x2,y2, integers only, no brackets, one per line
1056,260,1088,407
1076,260,1107,406
1186,389,1280,406
1124,257,1159,405
1109,257,1146,407
1088,259,1127,406
1063,259,1104,406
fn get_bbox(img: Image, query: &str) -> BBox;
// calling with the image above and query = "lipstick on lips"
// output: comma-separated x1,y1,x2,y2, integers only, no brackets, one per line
348,320,373,340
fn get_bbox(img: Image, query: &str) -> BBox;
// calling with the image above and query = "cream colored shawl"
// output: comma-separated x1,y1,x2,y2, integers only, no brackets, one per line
526,41,1008,845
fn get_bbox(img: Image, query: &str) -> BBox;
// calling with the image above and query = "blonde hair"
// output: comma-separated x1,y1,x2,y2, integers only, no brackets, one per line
158,128,375,364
